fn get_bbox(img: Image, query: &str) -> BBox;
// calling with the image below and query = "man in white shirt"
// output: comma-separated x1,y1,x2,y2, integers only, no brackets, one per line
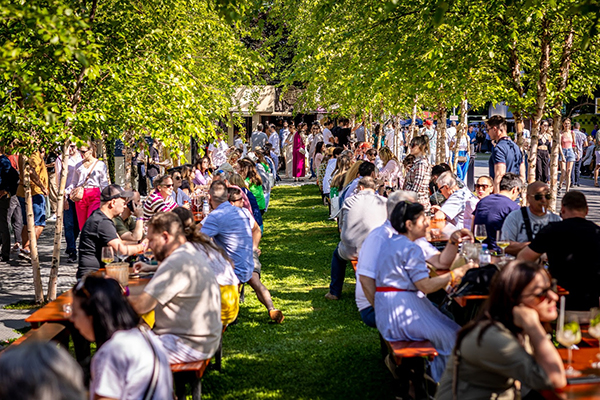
279,121,290,154
250,123,268,151
56,143,83,263
323,147,342,196
322,120,334,145
434,171,479,230
268,125,280,157
207,138,229,169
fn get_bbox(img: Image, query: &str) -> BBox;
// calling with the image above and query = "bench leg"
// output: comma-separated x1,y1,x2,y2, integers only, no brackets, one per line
191,378,202,400
173,372,188,400
214,336,223,372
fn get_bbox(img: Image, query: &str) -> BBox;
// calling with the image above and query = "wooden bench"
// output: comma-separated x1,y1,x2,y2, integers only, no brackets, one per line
381,336,438,400
1,323,66,352
171,359,211,400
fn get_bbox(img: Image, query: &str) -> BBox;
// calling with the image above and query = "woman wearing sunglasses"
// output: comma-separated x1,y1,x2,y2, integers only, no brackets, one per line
436,261,566,399
66,141,109,230
70,276,173,399
142,174,177,222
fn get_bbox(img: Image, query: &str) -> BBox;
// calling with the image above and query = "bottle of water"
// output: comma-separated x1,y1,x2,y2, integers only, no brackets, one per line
202,199,210,216
480,244,491,266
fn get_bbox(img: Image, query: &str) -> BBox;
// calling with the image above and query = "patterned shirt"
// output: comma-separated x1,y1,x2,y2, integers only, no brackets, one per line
403,156,431,212
142,189,176,222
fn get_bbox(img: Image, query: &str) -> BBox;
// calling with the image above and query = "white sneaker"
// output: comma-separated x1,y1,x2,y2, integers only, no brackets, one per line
47,214,57,222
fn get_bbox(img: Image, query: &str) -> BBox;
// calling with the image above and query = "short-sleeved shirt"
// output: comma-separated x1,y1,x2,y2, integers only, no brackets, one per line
201,201,254,283
501,208,561,243
144,242,222,356
171,187,191,207
78,209,119,278
335,128,351,147
472,194,519,252
440,187,479,230
147,146,161,178
356,221,396,311
143,189,176,221
489,137,522,179
437,323,553,400
112,215,137,238
208,140,229,167
250,131,268,150
90,328,173,400
376,234,430,289
17,151,48,197
528,218,600,310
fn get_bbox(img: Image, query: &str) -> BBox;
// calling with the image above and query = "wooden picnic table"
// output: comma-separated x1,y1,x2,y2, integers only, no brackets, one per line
541,347,600,399
26,272,150,328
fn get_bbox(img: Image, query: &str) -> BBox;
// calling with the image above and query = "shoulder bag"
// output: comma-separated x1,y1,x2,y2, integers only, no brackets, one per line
70,160,98,202
139,326,161,400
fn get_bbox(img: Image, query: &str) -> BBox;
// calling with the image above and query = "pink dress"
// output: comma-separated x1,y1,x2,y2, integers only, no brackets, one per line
292,133,306,178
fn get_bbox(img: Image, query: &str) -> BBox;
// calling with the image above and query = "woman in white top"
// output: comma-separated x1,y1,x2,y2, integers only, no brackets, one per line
378,147,401,188
70,276,173,400
67,141,109,230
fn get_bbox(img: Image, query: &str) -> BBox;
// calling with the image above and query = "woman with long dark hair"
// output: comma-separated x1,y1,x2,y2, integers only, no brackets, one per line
237,159,266,213
376,202,474,382
70,276,173,399
436,261,566,399
403,136,432,212
193,156,212,186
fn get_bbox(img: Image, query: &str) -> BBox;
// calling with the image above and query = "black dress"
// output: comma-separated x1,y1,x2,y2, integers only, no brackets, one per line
536,136,551,183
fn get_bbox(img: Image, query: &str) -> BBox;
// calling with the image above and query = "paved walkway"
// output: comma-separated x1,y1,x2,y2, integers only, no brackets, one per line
1,162,599,342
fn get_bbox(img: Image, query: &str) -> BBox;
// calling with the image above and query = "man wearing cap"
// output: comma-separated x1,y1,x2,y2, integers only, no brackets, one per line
77,185,146,279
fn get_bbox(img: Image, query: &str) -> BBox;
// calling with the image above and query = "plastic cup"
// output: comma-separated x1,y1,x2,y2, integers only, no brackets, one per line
105,262,129,287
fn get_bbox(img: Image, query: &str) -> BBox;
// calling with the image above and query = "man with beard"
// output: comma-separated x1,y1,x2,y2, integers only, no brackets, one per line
130,212,222,363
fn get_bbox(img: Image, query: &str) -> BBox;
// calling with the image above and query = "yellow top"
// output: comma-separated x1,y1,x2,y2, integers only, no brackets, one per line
17,151,48,197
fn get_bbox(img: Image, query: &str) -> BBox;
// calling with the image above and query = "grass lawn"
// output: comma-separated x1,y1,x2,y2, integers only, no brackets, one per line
201,184,396,399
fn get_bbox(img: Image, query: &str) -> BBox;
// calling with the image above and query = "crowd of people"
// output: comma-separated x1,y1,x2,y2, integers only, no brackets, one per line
2,112,600,398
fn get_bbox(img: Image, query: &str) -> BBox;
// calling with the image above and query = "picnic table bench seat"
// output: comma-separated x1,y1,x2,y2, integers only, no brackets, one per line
2,323,66,350
171,359,211,400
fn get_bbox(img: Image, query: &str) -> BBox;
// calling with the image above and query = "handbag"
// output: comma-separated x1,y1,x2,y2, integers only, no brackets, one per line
70,160,98,202
329,187,341,219
442,264,500,310
139,326,161,400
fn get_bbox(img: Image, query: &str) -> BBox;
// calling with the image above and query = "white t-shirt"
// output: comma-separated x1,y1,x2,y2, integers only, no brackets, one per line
441,187,479,230
90,328,173,400
268,132,280,156
501,208,561,243
208,140,229,168
356,221,396,311
192,243,240,286
414,237,440,260
322,128,334,144
322,158,337,194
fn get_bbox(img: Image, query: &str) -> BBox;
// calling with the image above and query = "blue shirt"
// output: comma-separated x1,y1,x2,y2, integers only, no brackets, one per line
201,202,254,283
472,193,519,252
489,137,522,178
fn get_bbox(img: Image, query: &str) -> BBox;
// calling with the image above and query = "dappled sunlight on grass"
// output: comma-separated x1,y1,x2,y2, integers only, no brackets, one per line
201,184,396,399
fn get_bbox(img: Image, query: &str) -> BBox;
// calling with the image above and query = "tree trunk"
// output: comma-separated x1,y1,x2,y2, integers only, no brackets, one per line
452,98,468,172
436,104,447,165
368,111,373,147
47,142,70,300
549,22,575,212
527,16,551,184
394,114,401,159
22,155,44,303
514,112,524,150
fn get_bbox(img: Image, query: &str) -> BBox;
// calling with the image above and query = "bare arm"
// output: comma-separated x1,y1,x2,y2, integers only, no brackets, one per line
505,241,530,256
517,246,541,262
119,219,144,242
414,263,474,294
493,163,507,193
251,219,262,250
128,291,158,315
107,238,145,257
359,275,376,306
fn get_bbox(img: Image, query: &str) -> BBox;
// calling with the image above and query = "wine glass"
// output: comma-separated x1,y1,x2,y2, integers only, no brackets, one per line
496,231,510,256
557,314,583,376
589,308,600,368
101,246,114,265
474,224,487,244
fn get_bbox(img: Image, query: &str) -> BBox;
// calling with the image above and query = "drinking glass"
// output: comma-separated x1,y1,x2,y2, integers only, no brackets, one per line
462,242,479,265
496,231,510,256
474,224,487,244
101,246,114,265
589,308,600,368
557,314,583,376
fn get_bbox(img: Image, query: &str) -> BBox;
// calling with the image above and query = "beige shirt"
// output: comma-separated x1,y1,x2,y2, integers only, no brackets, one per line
436,322,553,400
144,242,222,357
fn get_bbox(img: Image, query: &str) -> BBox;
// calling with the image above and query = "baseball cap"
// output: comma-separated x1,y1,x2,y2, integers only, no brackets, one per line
101,184,134,202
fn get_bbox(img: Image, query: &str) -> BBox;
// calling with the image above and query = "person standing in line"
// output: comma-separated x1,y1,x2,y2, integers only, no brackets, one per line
322,120,334,146
135,139,148,196
56,143,83,263
421,119,437,164
292,123,307,182
16,149,48,261
486,115,524,193
250,123,268,151
3,146,22,255
207,135,229,169
308,122,323,179
283,124,296,178
66,141,109,231
147,139,169,188
403,136,432,212
558,118,576,193
0,146,20,263
571,122,588,187
536,120,552,184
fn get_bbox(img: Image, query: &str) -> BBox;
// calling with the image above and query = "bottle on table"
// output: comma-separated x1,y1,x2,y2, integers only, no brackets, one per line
479,244,491,266
202,199,210,216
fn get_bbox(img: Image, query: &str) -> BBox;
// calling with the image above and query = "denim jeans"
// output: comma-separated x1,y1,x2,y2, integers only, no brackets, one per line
571,159,582,185
64,199,79,256
329,244,348,297
359,306,376,328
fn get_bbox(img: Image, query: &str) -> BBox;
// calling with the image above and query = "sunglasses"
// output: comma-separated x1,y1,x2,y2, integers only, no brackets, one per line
523,285,556,303
475,184,491,190
532,193,551,201
79,149,90,153
173,176,181,180
161,184,173,188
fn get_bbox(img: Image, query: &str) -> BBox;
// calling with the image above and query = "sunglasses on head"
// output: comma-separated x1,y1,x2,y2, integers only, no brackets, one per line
532,193,551,201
